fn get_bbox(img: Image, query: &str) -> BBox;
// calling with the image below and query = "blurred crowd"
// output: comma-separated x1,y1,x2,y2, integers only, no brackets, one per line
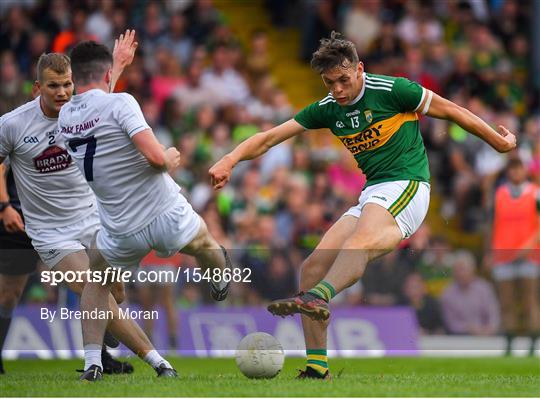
0,0,538,340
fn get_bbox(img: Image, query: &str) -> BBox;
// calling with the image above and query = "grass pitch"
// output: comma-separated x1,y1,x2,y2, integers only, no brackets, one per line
2,357,539,397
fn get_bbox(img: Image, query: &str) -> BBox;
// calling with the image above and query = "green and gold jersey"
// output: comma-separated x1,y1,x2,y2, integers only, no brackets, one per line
295,73,430,187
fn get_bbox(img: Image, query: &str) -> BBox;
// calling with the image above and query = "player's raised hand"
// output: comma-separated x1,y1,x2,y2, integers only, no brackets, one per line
209,156,235,190
2,205,25,233
496,125,517,153
113,29,138,70
165,147,181,172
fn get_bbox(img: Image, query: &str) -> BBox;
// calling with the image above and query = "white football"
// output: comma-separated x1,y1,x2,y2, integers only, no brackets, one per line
235,332,285,379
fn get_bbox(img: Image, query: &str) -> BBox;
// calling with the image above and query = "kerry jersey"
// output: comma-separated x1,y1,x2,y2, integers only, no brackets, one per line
0,97,96,229
58,89,180,236
295,73,431,186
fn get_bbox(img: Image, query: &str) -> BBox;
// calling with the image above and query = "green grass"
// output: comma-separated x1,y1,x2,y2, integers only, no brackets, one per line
2,357,539,397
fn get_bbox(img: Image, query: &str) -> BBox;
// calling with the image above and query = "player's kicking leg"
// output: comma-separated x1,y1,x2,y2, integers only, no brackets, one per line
268,204,401,378
79,246,177,381
268,180,430,378
296,216,356,379
268,203,402,316
181,217,232,301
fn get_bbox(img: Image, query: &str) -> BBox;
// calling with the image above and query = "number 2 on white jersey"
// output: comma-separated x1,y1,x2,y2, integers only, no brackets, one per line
68,136,97,181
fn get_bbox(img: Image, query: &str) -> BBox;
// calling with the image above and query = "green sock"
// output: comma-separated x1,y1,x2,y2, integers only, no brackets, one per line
308,280,336,302
306,349,328,376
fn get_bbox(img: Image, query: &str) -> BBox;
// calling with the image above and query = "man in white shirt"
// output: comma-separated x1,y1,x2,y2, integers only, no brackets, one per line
0,32,175,378
60,40,231,381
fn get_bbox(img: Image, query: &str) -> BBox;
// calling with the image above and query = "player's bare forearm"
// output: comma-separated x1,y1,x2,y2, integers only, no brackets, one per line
0,163,8,203
131,129,177,171
226,132,274,165
426,92,516,153
209,119,304,189
110,29,138,93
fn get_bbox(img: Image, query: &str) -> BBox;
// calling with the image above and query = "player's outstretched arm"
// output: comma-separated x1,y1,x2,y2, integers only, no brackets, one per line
110,29,138,93
209,119,305,190
424,92,516,153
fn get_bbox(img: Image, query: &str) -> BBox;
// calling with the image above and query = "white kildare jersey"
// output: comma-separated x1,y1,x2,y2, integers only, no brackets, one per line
0,97,96,229
58,89,180,236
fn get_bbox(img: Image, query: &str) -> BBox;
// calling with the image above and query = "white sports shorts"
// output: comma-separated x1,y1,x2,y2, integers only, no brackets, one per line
343,180,430,238
492,260,540,281
26,210,101,269
97,195,201,269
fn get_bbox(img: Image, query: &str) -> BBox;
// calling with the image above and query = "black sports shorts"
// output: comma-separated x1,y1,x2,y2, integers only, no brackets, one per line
0,218,39,275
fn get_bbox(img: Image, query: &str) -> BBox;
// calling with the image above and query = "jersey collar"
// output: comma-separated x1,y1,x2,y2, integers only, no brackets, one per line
347,72,366,106
73,88,107,102
35,96,58,122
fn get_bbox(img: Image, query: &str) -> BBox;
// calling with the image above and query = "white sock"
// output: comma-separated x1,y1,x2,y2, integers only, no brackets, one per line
83,344,103,371
144,350,171,369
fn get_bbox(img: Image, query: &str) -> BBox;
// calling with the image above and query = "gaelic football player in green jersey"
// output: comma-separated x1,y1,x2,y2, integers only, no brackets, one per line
209,31,516,379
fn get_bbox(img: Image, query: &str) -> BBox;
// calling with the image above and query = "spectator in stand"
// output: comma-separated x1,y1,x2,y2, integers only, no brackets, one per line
402,272,444,335
417,235,453,297
172,60,224,111
254,251,297,301
396,0,443,46
441,250,500,335
51,8,96,54
158,11,193,68
0,52,31,117
0,6,31,74
201,44,250,105
362,250,412,306
245,30,271,87
85,0,114,45
327,146,366,204
27,31,49,72
138,2,165,72
490,158,539,356
342,0,381,57
183,0,223,45
299,0,339,62
149,46,185,109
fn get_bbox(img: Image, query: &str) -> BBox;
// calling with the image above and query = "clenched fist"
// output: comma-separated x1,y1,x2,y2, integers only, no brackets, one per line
496,125,517,153
209,156,235,190
165,147,181,171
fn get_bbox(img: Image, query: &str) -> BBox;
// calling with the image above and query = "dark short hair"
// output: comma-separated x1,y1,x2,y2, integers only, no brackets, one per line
36,53,71,82
69,41,113,85
507,157,524,169
311,31,359,74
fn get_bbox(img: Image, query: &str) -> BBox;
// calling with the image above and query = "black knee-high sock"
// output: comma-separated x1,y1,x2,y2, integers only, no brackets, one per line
0,307,14,373
529,333,539,357
505,332,515,356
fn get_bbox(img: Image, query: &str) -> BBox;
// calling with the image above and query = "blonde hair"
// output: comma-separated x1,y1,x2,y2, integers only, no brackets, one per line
36,53,71,82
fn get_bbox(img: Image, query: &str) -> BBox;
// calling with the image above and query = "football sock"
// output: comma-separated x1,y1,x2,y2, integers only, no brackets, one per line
83,344,103,371
306,349,328,376
505,332,515,356
144,350,172,369
0,307,13,373
308,280,336,302
529,333,538,357
0,305,13,352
